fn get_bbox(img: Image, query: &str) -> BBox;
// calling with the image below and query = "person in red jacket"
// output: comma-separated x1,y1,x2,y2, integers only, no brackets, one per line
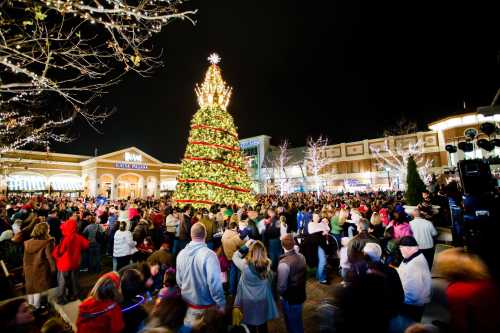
77,272,124,333
435,248,500,333
52,218,89,304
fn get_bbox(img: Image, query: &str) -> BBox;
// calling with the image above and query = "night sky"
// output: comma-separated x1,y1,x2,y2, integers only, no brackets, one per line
54,0,499,163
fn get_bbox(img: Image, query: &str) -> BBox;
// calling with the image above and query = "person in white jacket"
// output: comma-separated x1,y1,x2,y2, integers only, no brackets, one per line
410,208,438,268
397,236,431,322
113,221,137,271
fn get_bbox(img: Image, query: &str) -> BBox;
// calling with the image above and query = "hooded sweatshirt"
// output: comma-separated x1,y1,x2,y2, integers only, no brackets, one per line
52,219,89,272
77,298,124,333
77,272,124,333
176,241,225,307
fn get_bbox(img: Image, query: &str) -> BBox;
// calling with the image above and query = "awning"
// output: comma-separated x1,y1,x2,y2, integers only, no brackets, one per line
7,176,47,191
50,176,83,191
50,182,83,191
6,175,83,192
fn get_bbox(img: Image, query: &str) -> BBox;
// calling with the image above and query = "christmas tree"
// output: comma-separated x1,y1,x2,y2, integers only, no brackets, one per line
173,54,255,208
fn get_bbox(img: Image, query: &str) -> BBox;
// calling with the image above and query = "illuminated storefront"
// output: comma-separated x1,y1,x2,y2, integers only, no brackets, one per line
240,112,499,193
1,113,497,196
0,147,180,199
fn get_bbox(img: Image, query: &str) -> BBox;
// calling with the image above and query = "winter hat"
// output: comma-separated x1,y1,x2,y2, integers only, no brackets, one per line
363,242,382,262
224,208,234,217
399,236,418,247
394,204,405,214
0,230,13,242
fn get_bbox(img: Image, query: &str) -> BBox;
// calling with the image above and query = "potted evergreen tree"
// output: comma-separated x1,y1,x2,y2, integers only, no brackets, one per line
404,155,427,214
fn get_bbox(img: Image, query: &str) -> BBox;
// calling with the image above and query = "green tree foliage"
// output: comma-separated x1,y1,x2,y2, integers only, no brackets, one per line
405,155,426,205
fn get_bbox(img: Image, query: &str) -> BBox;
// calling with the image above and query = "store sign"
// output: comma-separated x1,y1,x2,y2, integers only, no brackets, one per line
125,152,142,162
115,162,148,170
240,140,260,149
345,178,368,187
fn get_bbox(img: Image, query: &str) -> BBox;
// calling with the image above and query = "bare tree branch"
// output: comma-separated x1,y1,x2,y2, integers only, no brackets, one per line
1,0,196,152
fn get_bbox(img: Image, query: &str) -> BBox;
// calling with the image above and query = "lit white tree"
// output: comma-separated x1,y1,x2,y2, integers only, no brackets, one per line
260,141,291,194
306,136,329,196
0,0,196,152
277,140,291,194
370,139,433,190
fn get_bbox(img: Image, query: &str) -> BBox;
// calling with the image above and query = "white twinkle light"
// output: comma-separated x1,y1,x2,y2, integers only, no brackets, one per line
207,53,221,65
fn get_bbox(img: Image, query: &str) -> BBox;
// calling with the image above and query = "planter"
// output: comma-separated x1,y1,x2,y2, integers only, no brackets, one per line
404,205,440,215
403,205,417,215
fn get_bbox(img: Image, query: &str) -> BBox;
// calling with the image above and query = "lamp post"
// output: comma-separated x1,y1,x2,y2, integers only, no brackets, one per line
385,167,391,189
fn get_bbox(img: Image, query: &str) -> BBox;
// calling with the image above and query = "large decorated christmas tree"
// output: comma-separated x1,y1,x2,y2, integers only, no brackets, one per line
173,54,255,208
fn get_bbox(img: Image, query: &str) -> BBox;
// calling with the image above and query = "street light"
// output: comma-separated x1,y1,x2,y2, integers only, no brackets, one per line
385,167,391,189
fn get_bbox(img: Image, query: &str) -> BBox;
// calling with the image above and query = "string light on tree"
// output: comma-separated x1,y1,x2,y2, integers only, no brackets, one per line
195,53,232,111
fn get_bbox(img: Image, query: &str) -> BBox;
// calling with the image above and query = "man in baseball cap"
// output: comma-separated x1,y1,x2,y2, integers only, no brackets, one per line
397,236,431,322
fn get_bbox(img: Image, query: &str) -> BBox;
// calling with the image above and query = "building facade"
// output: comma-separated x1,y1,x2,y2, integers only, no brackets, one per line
245,112,500,193
1,112,498,197
0,147,180,199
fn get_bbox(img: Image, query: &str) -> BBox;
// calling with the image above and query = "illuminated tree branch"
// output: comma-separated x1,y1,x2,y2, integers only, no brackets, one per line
370,139,433,189
1,0,196,152
306,136,329,196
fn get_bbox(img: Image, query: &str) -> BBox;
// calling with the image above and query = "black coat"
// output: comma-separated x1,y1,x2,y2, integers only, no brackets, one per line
47,216,62,244
299,232,336,268
332,261,403,333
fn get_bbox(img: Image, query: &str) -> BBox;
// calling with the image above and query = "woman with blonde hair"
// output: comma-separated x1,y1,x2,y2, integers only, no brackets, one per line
232,240,278,333
369,212,384,239
330,208,345,245
23,222,55,310
435,248,500,333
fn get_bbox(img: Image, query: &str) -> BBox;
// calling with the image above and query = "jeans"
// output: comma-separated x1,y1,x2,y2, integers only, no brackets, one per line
115,255,131,271
268,238,282,270
317,246,327,282
88,243,101,273
57,270,79,300
281,299,304,333
80,249,89,270
421,247,435,269
229,261,240,295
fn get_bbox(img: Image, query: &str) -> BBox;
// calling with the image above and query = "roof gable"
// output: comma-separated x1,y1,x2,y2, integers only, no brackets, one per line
90,147,163,164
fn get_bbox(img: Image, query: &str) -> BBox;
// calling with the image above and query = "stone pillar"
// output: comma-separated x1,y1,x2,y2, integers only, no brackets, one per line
110,178,116,200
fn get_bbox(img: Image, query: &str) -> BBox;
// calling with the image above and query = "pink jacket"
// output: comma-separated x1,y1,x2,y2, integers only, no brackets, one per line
388,221,413,239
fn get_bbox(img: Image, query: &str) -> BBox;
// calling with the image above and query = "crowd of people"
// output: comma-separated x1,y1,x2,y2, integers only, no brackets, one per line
0,184,499,333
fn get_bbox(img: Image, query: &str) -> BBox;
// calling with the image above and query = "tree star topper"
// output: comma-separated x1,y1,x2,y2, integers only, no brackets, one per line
208,53,221,65
195,54,232,110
